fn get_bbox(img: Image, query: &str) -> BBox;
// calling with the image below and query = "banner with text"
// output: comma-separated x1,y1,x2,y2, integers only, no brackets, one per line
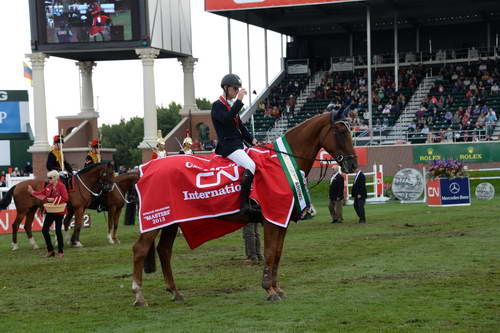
205,0,362,11
413,143,500,164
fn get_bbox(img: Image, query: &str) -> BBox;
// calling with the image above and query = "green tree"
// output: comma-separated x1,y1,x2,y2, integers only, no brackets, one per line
196,97,212,110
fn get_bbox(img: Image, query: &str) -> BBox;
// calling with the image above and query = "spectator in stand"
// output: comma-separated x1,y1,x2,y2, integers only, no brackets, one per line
382,117,390,128
382,104,391,114
491,82,499,94
11,167,20,177
444,110,453,125
486,108,498,139
408,121,417,132
444,128,454,142
421,125,430,135
0,171,6,187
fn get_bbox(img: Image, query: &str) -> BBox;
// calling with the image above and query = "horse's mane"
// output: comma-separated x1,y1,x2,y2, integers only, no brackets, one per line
283,113,327,136
115,172,140,181
77,161,110,175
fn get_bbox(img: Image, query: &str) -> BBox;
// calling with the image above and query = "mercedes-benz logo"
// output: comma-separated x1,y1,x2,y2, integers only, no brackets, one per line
449,182,460,194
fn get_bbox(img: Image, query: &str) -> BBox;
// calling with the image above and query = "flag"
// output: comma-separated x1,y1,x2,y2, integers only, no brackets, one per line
23,62,32,85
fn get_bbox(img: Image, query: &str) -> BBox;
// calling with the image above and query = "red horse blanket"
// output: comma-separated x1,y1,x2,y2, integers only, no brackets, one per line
136,147,295,249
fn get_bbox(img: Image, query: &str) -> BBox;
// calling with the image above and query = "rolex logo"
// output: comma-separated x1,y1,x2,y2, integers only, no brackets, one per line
427,148,433,155
467,146,474,153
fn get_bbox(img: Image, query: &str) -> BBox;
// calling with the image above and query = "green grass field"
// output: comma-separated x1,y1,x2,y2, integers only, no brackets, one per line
1,188,499,332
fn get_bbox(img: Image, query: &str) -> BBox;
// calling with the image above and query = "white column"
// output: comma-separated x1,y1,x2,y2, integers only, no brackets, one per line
366,6,373,144
264,29,269,88
26,53,51,152
394,13,399,91
281,34,284,70
247,23,252,105
178,56,199,114
77,61,98,117
136,48,160,149
228,18,232,74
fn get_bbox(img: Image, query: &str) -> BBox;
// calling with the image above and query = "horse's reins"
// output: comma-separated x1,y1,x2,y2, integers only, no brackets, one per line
112,183,131,204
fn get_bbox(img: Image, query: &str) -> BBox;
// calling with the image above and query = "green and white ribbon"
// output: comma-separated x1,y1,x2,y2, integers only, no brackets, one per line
274,137,311,215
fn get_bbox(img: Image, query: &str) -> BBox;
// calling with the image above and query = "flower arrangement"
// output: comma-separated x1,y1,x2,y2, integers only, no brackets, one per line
428,159,467,179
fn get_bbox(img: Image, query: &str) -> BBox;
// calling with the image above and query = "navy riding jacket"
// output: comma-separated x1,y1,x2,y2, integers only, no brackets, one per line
211,98,254,157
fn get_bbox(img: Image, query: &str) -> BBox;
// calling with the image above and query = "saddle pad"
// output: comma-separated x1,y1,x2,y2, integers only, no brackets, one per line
136,147,295,249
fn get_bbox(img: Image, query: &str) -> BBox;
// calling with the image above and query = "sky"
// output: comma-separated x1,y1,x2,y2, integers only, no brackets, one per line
0,0,285,138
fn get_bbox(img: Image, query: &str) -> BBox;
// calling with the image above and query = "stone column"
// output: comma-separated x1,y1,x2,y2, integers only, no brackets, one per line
178,56,199,115
77,61,98,117
26,53,50,179
136,48,160,158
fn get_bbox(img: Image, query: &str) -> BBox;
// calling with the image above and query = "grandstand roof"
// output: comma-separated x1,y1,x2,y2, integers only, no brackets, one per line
210,0,500,36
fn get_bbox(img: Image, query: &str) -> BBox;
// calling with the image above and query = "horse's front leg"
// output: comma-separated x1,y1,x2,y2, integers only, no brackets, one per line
63,205,74,245
262,221,281,301
107,207,115,244
112,207,122,244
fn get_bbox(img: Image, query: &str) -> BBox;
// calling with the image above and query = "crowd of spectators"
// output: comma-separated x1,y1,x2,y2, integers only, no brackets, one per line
0,162,33,187
259,76,308,119
311,66,424,132
410,61,499,142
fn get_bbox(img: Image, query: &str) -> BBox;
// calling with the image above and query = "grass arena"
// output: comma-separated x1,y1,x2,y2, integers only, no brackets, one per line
1,183,499,332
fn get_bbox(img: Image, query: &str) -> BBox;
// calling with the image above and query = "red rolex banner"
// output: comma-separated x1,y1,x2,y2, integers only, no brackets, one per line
136,147,295,249
205,0,361,11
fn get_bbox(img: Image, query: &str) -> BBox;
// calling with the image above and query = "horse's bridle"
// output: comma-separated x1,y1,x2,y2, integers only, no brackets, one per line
329,111,356,166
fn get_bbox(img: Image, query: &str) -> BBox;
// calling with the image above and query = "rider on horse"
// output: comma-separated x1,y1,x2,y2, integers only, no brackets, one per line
85,139,101,166
211,74,259,216
47,135,73,189
152,137,168,159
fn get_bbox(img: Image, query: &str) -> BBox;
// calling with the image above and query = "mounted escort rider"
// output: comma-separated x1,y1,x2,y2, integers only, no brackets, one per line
152,137,168,159
211,74,259,216
85,139,101,166
47,135,73,190
84,139,106,211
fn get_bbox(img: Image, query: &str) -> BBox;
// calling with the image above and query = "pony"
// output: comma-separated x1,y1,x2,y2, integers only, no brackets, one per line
62,172,140,245
0,162,115,250
131,111,358,305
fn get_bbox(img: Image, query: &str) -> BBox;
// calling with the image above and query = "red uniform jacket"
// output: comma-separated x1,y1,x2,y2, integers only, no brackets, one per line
32,181,69,215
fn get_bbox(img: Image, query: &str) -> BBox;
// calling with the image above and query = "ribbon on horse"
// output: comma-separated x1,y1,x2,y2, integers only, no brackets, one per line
136,146,297,249
274,137,311,216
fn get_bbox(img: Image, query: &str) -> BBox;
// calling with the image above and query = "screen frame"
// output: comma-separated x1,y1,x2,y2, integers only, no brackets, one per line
29,0,148,52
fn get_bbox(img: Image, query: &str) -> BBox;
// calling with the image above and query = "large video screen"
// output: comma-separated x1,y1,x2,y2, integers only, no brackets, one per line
43,0,135,43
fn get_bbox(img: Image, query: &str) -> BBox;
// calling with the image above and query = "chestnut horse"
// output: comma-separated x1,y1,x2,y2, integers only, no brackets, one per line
62,172,139,245
0,162,115,250
131,112,358,305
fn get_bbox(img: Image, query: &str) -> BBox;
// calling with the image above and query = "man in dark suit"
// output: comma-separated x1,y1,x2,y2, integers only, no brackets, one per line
329,165,344,223
352,168,367,224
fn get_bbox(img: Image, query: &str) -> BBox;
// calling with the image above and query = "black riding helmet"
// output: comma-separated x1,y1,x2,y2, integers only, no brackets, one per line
221,74,242,88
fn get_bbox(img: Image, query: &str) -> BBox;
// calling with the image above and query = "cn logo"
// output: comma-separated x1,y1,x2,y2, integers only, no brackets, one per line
428,187,440,197
449,182,460,194
196,166,240,188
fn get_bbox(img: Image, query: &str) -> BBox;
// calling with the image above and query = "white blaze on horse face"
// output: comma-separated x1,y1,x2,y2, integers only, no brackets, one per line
195,166,240,189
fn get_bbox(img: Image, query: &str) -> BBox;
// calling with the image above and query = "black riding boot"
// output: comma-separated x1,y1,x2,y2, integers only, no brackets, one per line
240,170,261,219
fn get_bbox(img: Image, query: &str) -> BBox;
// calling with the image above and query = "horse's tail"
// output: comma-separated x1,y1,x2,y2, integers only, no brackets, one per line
143,239,156,274
0,186,15,210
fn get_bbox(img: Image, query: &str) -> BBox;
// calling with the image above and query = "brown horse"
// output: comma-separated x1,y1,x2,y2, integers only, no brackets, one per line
62,172,139,245
0,162,115,250
131,111,358,305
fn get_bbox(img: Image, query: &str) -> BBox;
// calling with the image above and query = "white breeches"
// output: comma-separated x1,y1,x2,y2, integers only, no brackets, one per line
227,149,256,174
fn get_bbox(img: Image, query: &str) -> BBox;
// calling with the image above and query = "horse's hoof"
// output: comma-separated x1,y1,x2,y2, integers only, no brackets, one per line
114,239,121,245
108,238,115,245
72,241,83,248
31,244,40,250
133,300,148,307
11,243,19,251
266,294,282,301
277,290,287,299
173,294,185,302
